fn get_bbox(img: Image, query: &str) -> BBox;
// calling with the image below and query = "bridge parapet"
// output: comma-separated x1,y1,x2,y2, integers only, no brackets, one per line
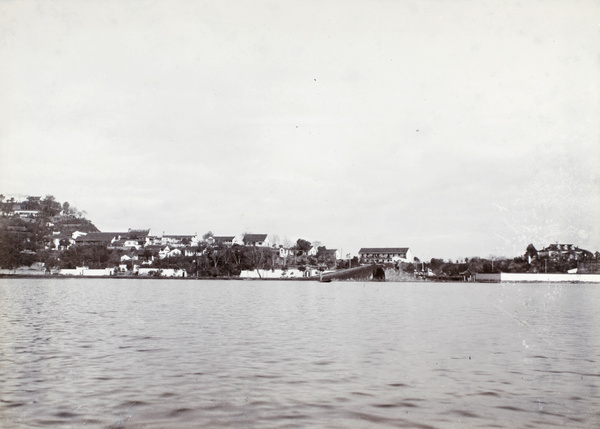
317,265,386,282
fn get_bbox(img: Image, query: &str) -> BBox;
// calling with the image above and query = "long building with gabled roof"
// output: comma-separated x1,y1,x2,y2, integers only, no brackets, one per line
359,247,413,264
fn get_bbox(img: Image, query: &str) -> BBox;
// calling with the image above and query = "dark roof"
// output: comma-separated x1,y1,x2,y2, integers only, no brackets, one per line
127,229,150,238
544,244,573,251
51,233,72,240
214,236,235,242
541,244,592,254
321,249,338,254
359,247,409,254
243,234,268,243
143,245,162,252
76,232,121,243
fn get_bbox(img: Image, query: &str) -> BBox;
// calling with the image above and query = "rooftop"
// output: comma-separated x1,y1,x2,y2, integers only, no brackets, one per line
359,247,409,254
243,234,268,243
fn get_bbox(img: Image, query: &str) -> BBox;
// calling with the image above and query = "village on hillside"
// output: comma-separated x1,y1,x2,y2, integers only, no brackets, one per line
1,194,599,279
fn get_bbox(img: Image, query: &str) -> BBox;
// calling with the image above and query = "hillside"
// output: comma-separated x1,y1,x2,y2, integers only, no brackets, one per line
52,217,99,235
0,194,99,269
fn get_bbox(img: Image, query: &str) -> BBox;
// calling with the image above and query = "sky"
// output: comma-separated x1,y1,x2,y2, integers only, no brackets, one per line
1,0,599,261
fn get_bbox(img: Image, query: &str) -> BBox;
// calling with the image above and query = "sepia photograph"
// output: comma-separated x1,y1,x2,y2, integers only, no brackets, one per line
1,1,599,427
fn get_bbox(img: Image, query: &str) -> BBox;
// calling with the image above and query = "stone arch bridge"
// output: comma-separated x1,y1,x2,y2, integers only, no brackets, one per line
316,265,386,282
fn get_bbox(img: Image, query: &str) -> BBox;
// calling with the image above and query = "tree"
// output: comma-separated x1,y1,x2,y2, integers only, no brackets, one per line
207,246,223,269
3,197,15,215
315,246,326,260
231,246,251,273
0,228,24,269
525,244,538,262
40,195,61,218
400,262,415,273
22,196,41,210
247,246,270,278
336,259,349,269
429,258,445,273
39,251,60,273
507,257,529,273
296,238,312,254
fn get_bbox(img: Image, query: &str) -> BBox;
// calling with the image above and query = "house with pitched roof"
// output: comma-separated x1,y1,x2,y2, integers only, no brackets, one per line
140,245,161,263
161,234,197,247
110,239,126,249
159,246,182,259
205,235,236,247
49,232,74,250
122,239,142,250
213,236,236,246
13,207,40,219
127,228,150,238
317,248,341,262
125,229,151,246
75,232,124,247
240,233,270,247
359,247,413,264
279,247,294,258
183,246,202,257
531,244,593,263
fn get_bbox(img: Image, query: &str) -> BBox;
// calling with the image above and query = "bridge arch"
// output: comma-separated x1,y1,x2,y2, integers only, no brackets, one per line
318,264,386,282
373,267,386,281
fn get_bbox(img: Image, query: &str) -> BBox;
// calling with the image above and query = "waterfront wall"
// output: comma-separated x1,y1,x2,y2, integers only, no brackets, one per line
476,272,600,283
0,268,46,276
58,268,115,276
239,269,318,279
138,268,186,277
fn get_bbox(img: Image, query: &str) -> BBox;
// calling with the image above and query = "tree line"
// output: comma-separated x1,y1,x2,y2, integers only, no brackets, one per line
34,240,349,277
0,194,96,269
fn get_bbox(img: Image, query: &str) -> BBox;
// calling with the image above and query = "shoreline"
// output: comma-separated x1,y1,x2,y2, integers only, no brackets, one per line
1,273,599,283
0,273,315,281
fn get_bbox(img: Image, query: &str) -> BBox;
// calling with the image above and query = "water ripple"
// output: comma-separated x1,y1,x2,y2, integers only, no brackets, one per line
1,279,599,428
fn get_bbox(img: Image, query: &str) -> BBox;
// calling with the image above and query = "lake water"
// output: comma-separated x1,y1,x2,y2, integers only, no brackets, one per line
1,278,599,428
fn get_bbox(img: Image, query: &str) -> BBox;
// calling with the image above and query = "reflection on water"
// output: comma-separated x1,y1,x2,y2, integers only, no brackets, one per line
1,279,599,428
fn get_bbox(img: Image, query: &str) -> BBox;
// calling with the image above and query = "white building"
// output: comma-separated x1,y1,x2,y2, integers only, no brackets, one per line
358,247,413,264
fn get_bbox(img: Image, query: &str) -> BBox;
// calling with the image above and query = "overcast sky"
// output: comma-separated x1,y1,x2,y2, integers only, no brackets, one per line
1,0,599,260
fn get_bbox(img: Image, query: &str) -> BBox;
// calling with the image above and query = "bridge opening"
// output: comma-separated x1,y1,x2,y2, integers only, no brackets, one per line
373,267,386,281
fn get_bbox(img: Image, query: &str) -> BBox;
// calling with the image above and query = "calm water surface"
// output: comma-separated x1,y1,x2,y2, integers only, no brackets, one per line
1,278,599,428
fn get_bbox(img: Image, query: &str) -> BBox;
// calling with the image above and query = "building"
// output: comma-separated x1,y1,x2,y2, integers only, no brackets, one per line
126,229,151,247
359,247,413,264
75,232,124,246
49,232,74,250
1,202,40,218
206,236,236,246
317,248,341,263
241,233,270,247
161,234,197,247
527,243,594,264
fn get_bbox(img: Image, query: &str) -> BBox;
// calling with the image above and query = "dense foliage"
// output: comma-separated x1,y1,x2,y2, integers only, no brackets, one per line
423,252,600,277
0,194,98,269
2,194,599,275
